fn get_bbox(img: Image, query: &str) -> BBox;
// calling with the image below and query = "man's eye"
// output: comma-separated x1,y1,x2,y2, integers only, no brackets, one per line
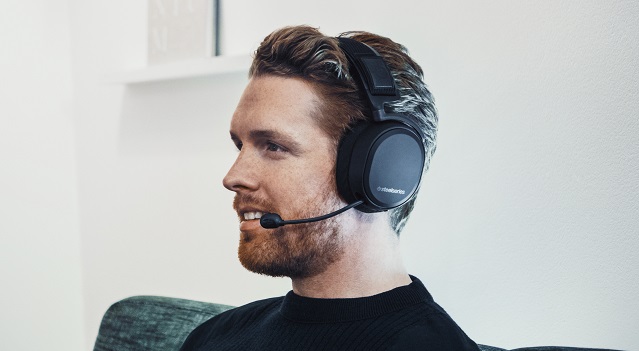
234,141,243,150
266,142,284,152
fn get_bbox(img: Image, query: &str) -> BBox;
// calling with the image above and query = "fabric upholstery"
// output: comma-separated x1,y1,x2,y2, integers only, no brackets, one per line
479,345,622,351
479,346,508,351
93,296,233,351
93,295,622,351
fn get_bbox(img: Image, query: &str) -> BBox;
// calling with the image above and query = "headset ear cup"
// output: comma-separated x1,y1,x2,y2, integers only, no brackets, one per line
337,121,425,213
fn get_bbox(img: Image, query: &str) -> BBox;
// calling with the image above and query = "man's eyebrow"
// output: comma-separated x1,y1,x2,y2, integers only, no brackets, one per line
229,129,302,150
250,130,301,148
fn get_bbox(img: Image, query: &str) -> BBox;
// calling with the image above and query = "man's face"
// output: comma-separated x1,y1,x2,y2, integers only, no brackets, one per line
222,75,347,278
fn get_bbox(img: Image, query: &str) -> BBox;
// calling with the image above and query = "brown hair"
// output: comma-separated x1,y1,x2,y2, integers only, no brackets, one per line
249,26,366,149
249,26,438,235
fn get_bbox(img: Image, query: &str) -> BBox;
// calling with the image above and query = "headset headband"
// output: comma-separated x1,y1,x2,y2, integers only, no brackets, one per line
337,37,407,124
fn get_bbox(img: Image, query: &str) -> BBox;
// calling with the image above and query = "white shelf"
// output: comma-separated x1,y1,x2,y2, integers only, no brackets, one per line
106,54,252,84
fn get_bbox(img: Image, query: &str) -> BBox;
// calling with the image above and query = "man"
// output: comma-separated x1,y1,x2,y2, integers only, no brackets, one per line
180,26,479,350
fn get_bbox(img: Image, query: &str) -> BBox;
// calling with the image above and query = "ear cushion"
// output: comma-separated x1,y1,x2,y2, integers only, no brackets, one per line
336,121,425,213
336,122,368,207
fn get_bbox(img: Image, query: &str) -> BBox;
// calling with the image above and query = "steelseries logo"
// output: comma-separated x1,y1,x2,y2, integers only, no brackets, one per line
376,186,406,195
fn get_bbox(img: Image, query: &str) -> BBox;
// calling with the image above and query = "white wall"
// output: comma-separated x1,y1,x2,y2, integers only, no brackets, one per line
218,4,639,348
399,3,639,349
0,1,84,351
3,1,637,350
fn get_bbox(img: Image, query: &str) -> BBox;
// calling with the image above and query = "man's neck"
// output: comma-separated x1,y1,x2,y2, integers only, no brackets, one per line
290,220,411,299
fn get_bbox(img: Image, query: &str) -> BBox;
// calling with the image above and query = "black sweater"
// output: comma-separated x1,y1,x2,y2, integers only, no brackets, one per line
180,276,480,350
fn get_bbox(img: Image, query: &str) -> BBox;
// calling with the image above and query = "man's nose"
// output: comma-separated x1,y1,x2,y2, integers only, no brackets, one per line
222,150,259,193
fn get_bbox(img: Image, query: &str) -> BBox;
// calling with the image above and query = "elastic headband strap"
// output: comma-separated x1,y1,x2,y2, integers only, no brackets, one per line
337,37,422,138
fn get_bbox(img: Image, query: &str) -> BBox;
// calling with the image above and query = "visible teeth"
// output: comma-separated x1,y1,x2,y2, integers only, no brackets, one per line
243,212,263,221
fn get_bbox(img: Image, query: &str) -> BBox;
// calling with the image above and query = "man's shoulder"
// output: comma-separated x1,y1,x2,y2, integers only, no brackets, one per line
203,296,283,327
389,303,480,351
225,296,283,315
179,296,283,350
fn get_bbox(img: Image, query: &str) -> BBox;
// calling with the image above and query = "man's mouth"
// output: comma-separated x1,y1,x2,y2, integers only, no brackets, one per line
242,211,264,221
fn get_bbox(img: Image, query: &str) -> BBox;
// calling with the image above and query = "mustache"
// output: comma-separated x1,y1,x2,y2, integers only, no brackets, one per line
233,193,276,214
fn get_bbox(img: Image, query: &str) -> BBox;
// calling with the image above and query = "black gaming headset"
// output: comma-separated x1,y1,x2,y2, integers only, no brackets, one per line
258,37,427,229
336,37,426,213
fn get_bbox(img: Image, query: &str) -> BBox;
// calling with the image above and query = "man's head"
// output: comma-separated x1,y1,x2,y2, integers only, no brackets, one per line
223,26,437,278
249,26,438,235
223,76,347,278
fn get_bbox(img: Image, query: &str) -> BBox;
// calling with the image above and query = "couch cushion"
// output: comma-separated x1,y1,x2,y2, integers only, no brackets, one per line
510,347,622,351
93,295,234,351
479,345,508,351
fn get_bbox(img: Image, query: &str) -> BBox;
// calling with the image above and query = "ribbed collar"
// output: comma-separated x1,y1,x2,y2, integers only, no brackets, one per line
279,275,432,323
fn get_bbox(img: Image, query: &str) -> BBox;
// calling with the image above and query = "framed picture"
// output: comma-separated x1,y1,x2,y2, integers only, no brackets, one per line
147,0,220,65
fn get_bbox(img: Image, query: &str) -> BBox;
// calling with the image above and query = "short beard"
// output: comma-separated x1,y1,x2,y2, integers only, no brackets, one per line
235,194,344,279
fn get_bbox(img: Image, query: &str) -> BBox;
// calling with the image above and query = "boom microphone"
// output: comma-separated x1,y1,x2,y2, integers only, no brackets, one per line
260,200,364,229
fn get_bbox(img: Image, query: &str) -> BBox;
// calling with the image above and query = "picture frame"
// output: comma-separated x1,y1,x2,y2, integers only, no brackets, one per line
147,0,220,65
